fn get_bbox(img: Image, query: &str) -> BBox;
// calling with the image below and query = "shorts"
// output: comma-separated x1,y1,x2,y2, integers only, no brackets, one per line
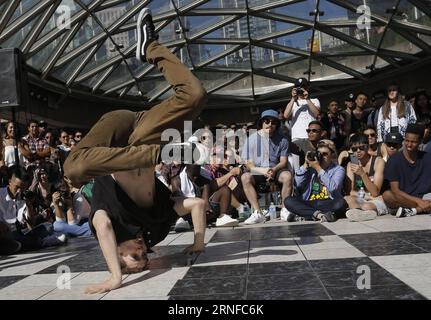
253,169,290,193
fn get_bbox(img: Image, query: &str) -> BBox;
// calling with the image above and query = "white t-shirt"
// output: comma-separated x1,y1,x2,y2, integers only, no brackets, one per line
290,98,321,140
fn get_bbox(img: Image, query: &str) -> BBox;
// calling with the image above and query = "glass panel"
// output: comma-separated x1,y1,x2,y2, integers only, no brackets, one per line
6,0,39,27
27,32,67,70
2,15,38,48
317,31,367,53
175,46,194,67
51,49,93,81
185,15,232,39
148,0,174,15
200,0,246,9
125,57,151,78
396,0,431,28
127,85,140,96
274,58,309,79
375,57,390,69
249,17,280,38
326,55,375,75
309,60,353,81
273,30,313,51
63,15,102,54
317,0,356,22
39,0,84,38
188,44,235,65
213,75,252,96
273,0,318,21
253,74,289,95
334,25,384,48
253,52,298,69
93,2,130,29
345,0,398,19
420,34,431,46
381,29,421,54
158,18,183,43
80,38,122,75
209,49,251,69
80,72,105,88
100,61,133,91
193,70,242,92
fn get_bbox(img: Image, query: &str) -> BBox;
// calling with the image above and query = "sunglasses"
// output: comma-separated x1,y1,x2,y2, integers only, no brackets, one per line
263,118,278,125
365,133,376,138
201,136,210,140
320,152,330,157
351,145,368,152
306,128,321,133
75,135,82,138
386,143,401,149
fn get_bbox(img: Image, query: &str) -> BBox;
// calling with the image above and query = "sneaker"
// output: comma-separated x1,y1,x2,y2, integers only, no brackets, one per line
174,217,191,232
136,8,158,63
346,209,377,222
216,215,239,227
57,234,67,243
244,210,265,225
280,208,295,222
160,142,207,165
319,211,336,223
396,207,417,218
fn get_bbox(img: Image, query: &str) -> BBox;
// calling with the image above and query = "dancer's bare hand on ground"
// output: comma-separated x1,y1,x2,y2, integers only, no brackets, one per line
85,276,122,294
184,243,205,255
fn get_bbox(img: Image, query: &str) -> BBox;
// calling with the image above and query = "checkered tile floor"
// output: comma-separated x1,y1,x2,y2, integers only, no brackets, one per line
2,214,431,300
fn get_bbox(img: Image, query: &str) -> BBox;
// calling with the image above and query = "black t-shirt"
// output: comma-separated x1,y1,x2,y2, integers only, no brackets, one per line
89,175,177,248
384,151,431,198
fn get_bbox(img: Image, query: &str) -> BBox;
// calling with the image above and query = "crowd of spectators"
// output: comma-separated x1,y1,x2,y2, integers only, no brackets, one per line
1,79,430,255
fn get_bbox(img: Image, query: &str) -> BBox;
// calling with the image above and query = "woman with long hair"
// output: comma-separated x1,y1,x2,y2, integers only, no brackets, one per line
414,91,431,122
2,122,28,167
376,84,416,142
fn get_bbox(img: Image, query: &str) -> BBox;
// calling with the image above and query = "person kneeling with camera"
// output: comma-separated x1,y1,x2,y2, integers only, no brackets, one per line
283,141,346,222
0,166,67,253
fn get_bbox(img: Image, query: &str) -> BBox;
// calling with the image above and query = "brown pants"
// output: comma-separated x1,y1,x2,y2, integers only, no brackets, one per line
64,41,207,187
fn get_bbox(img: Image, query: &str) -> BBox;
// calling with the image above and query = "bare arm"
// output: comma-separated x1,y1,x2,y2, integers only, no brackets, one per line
389,181,424,207
272,156,288,173
85,210,122,294
284,88,298,120
306,99,320,118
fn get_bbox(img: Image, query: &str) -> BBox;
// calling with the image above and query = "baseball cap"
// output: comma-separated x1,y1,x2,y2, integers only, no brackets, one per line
38,120,47,128
385,132,403,144
345,93,355,102
260,109,278,120
294,77,309,88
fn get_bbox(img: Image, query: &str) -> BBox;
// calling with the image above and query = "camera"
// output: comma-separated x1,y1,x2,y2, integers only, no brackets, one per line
307,150,321,162
23,190,35,201
295,87,304,96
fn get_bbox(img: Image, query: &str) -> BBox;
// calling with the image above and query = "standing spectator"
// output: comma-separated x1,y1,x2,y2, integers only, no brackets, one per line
38,120,48,137
383,124,431,217
284,78,320,141
414,91,430,122
377,84,417,142
57,130,71,172
241,110,292,224
350,92,371,134
22,120,51,171
2,121,27,167
320,100,347,150
74,131,83,144
284,140,346,222
344,134,386,221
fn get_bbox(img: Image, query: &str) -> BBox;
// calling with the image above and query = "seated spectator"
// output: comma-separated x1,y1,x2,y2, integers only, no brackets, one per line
241,110,292,224
364,126,388,160
377,84,416,142
51,178,92,237
284,140,346,222
320,100,347,150
291,121,324,165
383,124,431,217
384,132,403,160
344,134,387,221
0,165,66,252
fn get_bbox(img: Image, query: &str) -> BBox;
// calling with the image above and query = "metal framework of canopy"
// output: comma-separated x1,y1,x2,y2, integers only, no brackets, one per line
0,0,430,108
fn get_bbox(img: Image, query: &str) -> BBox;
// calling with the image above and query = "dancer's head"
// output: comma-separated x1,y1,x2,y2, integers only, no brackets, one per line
118,238,148,273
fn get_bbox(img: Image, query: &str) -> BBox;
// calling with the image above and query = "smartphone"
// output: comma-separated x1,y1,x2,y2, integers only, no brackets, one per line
350,154,359,165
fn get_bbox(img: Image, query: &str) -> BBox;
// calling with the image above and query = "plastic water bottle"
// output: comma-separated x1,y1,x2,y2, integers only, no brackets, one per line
357,187,366,203
243,203,251,219
269,202,277,220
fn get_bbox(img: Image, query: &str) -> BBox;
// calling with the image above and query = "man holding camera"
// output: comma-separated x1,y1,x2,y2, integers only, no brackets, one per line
284,78,320,141
283,141,346,222
0,166,66,253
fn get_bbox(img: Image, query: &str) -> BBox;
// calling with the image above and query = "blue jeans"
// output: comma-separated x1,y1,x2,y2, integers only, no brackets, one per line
53,221,92,237
284,197,347,220
12,222,63,250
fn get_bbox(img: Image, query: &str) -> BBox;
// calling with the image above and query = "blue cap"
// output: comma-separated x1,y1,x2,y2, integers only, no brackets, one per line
260,109,278,119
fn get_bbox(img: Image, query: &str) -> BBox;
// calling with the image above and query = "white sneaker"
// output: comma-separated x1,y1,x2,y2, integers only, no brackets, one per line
174,217,191,232
244,210,265,225
396,207,417,218
346,209,377,222
56,234,67,243
280,208,295,222
216,215,239,227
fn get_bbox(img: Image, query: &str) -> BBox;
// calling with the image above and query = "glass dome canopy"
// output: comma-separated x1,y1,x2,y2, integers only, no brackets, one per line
1,0,430,107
